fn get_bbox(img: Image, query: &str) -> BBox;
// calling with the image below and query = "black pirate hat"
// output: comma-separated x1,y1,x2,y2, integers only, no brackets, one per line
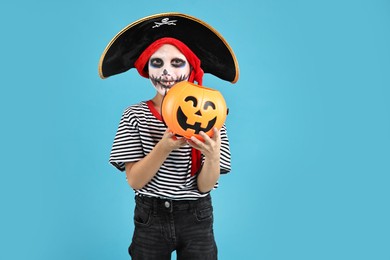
98,12,239,83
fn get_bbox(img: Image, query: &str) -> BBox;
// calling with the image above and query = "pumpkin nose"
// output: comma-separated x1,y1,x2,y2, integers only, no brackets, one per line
195,110,202,116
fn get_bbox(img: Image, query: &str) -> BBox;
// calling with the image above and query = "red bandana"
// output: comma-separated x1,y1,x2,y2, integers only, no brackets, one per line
139,38,203,176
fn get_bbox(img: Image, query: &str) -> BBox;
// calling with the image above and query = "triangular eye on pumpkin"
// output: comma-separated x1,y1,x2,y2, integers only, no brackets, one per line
162,81,227,140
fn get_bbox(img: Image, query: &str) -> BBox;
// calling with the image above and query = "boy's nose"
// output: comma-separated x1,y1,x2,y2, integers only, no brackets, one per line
163,69,168,75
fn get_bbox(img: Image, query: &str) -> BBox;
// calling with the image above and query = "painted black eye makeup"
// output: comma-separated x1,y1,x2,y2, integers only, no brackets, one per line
171,58,186,68
149,58,163,68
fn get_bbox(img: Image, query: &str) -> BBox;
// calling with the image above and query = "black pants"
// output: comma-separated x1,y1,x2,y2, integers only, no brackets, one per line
129,194,217,260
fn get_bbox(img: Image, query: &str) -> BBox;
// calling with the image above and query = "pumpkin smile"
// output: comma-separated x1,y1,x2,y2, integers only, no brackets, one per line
177,106,217,134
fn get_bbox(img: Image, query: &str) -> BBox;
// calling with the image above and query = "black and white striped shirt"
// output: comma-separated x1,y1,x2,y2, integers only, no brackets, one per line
109,100,231,200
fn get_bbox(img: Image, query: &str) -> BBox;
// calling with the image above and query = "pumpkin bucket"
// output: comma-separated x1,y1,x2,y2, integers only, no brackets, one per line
162,81,228,139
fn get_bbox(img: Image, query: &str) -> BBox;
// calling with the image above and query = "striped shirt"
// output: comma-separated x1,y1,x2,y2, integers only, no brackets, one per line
109,100,231,200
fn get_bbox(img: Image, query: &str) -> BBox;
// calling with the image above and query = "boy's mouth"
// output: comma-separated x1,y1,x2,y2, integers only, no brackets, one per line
150,74,189,89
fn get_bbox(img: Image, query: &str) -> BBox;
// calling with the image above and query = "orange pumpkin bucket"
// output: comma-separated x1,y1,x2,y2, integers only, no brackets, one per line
162,81,228,139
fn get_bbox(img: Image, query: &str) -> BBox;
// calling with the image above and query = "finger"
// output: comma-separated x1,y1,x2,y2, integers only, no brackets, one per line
163,128,172,136
186,138,195,146
186,139,199,150
199,131,211,144
211,127,220,141
189,136,205,150
175,136,187,144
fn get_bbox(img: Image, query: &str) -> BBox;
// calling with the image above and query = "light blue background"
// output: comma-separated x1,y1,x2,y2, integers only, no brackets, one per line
1,0,389,259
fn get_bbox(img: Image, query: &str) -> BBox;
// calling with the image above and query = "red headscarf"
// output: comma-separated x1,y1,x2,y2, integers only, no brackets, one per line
135,37,203,176
134,37,204,85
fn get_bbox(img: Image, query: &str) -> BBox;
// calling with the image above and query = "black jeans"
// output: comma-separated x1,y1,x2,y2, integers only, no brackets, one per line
129,194,217,260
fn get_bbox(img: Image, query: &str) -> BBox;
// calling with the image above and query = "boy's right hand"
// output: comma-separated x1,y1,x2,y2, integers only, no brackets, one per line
160,128,187,151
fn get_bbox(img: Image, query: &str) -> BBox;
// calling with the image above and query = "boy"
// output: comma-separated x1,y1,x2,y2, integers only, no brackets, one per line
99,13,239,259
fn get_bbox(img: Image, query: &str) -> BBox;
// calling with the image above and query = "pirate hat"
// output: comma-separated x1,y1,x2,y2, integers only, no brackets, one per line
98,12,239,83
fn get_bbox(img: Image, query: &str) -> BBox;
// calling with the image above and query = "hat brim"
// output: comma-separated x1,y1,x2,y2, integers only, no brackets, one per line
98,12,239,83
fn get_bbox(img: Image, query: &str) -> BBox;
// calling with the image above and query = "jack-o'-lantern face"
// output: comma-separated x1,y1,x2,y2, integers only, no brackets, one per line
177,96,217,134
162,81,227,139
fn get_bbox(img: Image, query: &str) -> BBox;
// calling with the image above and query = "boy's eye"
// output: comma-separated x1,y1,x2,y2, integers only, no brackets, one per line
171,58,186,68
150,58,163,68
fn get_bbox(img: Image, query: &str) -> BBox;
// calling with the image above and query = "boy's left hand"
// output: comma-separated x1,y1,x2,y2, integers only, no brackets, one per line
187,127,221,160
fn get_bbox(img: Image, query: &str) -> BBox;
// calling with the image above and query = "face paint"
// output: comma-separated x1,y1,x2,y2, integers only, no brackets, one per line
148,44,191,96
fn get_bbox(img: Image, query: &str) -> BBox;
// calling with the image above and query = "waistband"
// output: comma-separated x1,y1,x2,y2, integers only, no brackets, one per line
135,194,212,213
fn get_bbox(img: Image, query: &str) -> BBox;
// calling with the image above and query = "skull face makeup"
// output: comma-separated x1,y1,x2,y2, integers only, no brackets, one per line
148,44,191,96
